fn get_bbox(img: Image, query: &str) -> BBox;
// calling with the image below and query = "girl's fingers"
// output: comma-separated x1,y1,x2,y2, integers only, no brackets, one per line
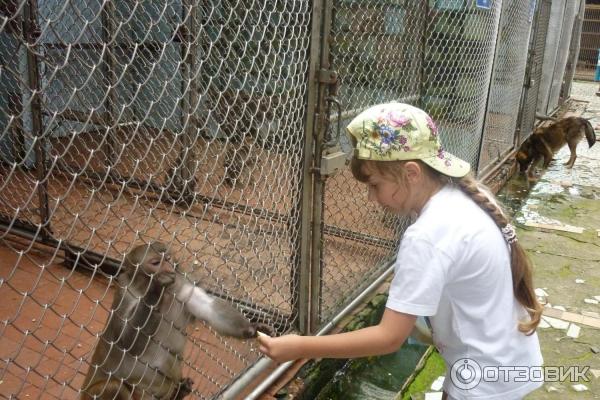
257,335,272,357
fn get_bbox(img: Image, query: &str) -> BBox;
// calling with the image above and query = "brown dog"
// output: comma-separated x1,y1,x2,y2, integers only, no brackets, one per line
516,117,596,177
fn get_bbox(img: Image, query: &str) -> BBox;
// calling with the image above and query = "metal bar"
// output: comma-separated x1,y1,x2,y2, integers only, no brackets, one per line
23,0,50,238
292,0,326,335
46,107,109,126
476,2,504,175
327,94,420,123
71,168,395,251
220,261,396,400
322,225,396,249
561,0,585,101
170,0,199,202
8,92,25,164
0,218,286,326
309,0,335,335
101,0,117,166
477,146,517,183
74,169,290,222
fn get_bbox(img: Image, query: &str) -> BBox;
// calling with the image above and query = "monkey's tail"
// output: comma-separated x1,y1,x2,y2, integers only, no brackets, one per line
583,119,596,148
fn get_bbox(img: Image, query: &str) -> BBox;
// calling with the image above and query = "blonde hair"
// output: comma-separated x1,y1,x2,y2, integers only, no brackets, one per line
351,157,542,335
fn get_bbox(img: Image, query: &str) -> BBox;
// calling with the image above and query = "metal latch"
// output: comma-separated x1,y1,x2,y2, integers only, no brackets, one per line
318,69,338,85
320,147,347,176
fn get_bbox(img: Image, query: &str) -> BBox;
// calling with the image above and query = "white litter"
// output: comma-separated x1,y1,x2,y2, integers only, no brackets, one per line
572,384,588,392
594,296,600,302
566,324,581,338
584,298,599,305
547,385,559,392
582,311,600,318
542,316,570,330
552,305,566,311
535,288,549,297
430,376,445,391
590,369,600,379
424,393,443,400
575,279,585,284
538,318,551,329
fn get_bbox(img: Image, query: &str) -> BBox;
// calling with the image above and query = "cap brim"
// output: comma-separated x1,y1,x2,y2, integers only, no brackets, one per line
421,152,471,178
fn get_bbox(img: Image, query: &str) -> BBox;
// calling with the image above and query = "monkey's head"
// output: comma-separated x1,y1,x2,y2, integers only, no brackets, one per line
124,242,177,285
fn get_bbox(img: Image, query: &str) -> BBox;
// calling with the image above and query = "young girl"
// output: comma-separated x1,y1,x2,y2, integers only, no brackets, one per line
258,103,543,399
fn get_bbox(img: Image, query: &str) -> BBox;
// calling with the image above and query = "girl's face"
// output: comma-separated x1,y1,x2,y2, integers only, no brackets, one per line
365,173,412,215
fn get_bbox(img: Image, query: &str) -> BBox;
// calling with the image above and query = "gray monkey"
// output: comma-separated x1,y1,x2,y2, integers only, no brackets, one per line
81,242,267,399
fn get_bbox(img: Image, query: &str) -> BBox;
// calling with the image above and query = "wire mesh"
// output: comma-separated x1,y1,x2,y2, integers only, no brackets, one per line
1,0,312,398
576,5,600,81
561,0,584,101
316,0,502,327
0,0,584,397
478,0,535,173
547,0,580,113
520,0,552,143
538,0,569,116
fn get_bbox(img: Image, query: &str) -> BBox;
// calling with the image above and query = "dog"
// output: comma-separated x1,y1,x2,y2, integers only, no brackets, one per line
516,117,596,178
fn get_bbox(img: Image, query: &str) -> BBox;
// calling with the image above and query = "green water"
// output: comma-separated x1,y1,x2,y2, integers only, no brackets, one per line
314,343,429,400
497,140,600,223
300,294,430,400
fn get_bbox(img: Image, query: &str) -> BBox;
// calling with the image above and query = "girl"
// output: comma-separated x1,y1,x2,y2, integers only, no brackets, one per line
258,103,543,399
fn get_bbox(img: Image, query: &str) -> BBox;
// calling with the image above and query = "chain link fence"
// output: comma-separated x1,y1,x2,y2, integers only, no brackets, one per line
1,1,312,398
478,0,535,174
575,4,600,81
520,0,552,143
0,0,582,398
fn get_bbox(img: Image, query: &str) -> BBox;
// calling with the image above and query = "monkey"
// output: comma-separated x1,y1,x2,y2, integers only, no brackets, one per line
223,144,256,189
81,242,267,400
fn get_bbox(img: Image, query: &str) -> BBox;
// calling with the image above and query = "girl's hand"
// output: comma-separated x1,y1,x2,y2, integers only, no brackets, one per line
257,333,304,363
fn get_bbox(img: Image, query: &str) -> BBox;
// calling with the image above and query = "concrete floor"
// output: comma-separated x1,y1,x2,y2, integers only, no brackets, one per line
506,80,600,399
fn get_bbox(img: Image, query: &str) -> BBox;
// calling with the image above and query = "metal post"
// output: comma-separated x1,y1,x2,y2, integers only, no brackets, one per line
8,92,25,164
291,0,327,335
101,0,117,166
173,0,199,203
308,0,335,334
475,2,504,175
23,0,51,237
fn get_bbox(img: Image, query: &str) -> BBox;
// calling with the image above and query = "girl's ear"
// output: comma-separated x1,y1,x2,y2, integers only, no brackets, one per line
403,161,422,184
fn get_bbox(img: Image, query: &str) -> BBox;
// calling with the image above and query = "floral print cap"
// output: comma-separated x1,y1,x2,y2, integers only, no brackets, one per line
346,102,470,178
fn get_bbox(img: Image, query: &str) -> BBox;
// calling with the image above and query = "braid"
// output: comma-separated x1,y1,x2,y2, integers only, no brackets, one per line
453,175,542,335
453,176,509,227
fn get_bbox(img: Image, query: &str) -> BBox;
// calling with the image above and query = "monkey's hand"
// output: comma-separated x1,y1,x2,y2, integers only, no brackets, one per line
245,322,275,339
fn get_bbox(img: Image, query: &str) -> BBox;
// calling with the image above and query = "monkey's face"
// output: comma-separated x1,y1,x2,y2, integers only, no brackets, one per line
127,242,177,284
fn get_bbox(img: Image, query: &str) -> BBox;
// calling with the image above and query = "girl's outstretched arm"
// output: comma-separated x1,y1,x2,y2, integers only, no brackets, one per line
257,308,416,363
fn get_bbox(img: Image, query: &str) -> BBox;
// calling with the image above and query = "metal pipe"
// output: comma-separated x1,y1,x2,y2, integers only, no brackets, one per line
24,0,51,238
309,0,335,335
0,219,286,324
101,0,117,166
220,261,395,400
477,147,517,184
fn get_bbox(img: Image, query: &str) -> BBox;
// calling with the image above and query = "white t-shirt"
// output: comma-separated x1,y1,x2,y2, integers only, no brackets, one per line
386,185,543,400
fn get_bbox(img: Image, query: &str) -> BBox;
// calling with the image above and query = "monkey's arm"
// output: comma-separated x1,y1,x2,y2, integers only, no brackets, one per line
176,281,255,339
